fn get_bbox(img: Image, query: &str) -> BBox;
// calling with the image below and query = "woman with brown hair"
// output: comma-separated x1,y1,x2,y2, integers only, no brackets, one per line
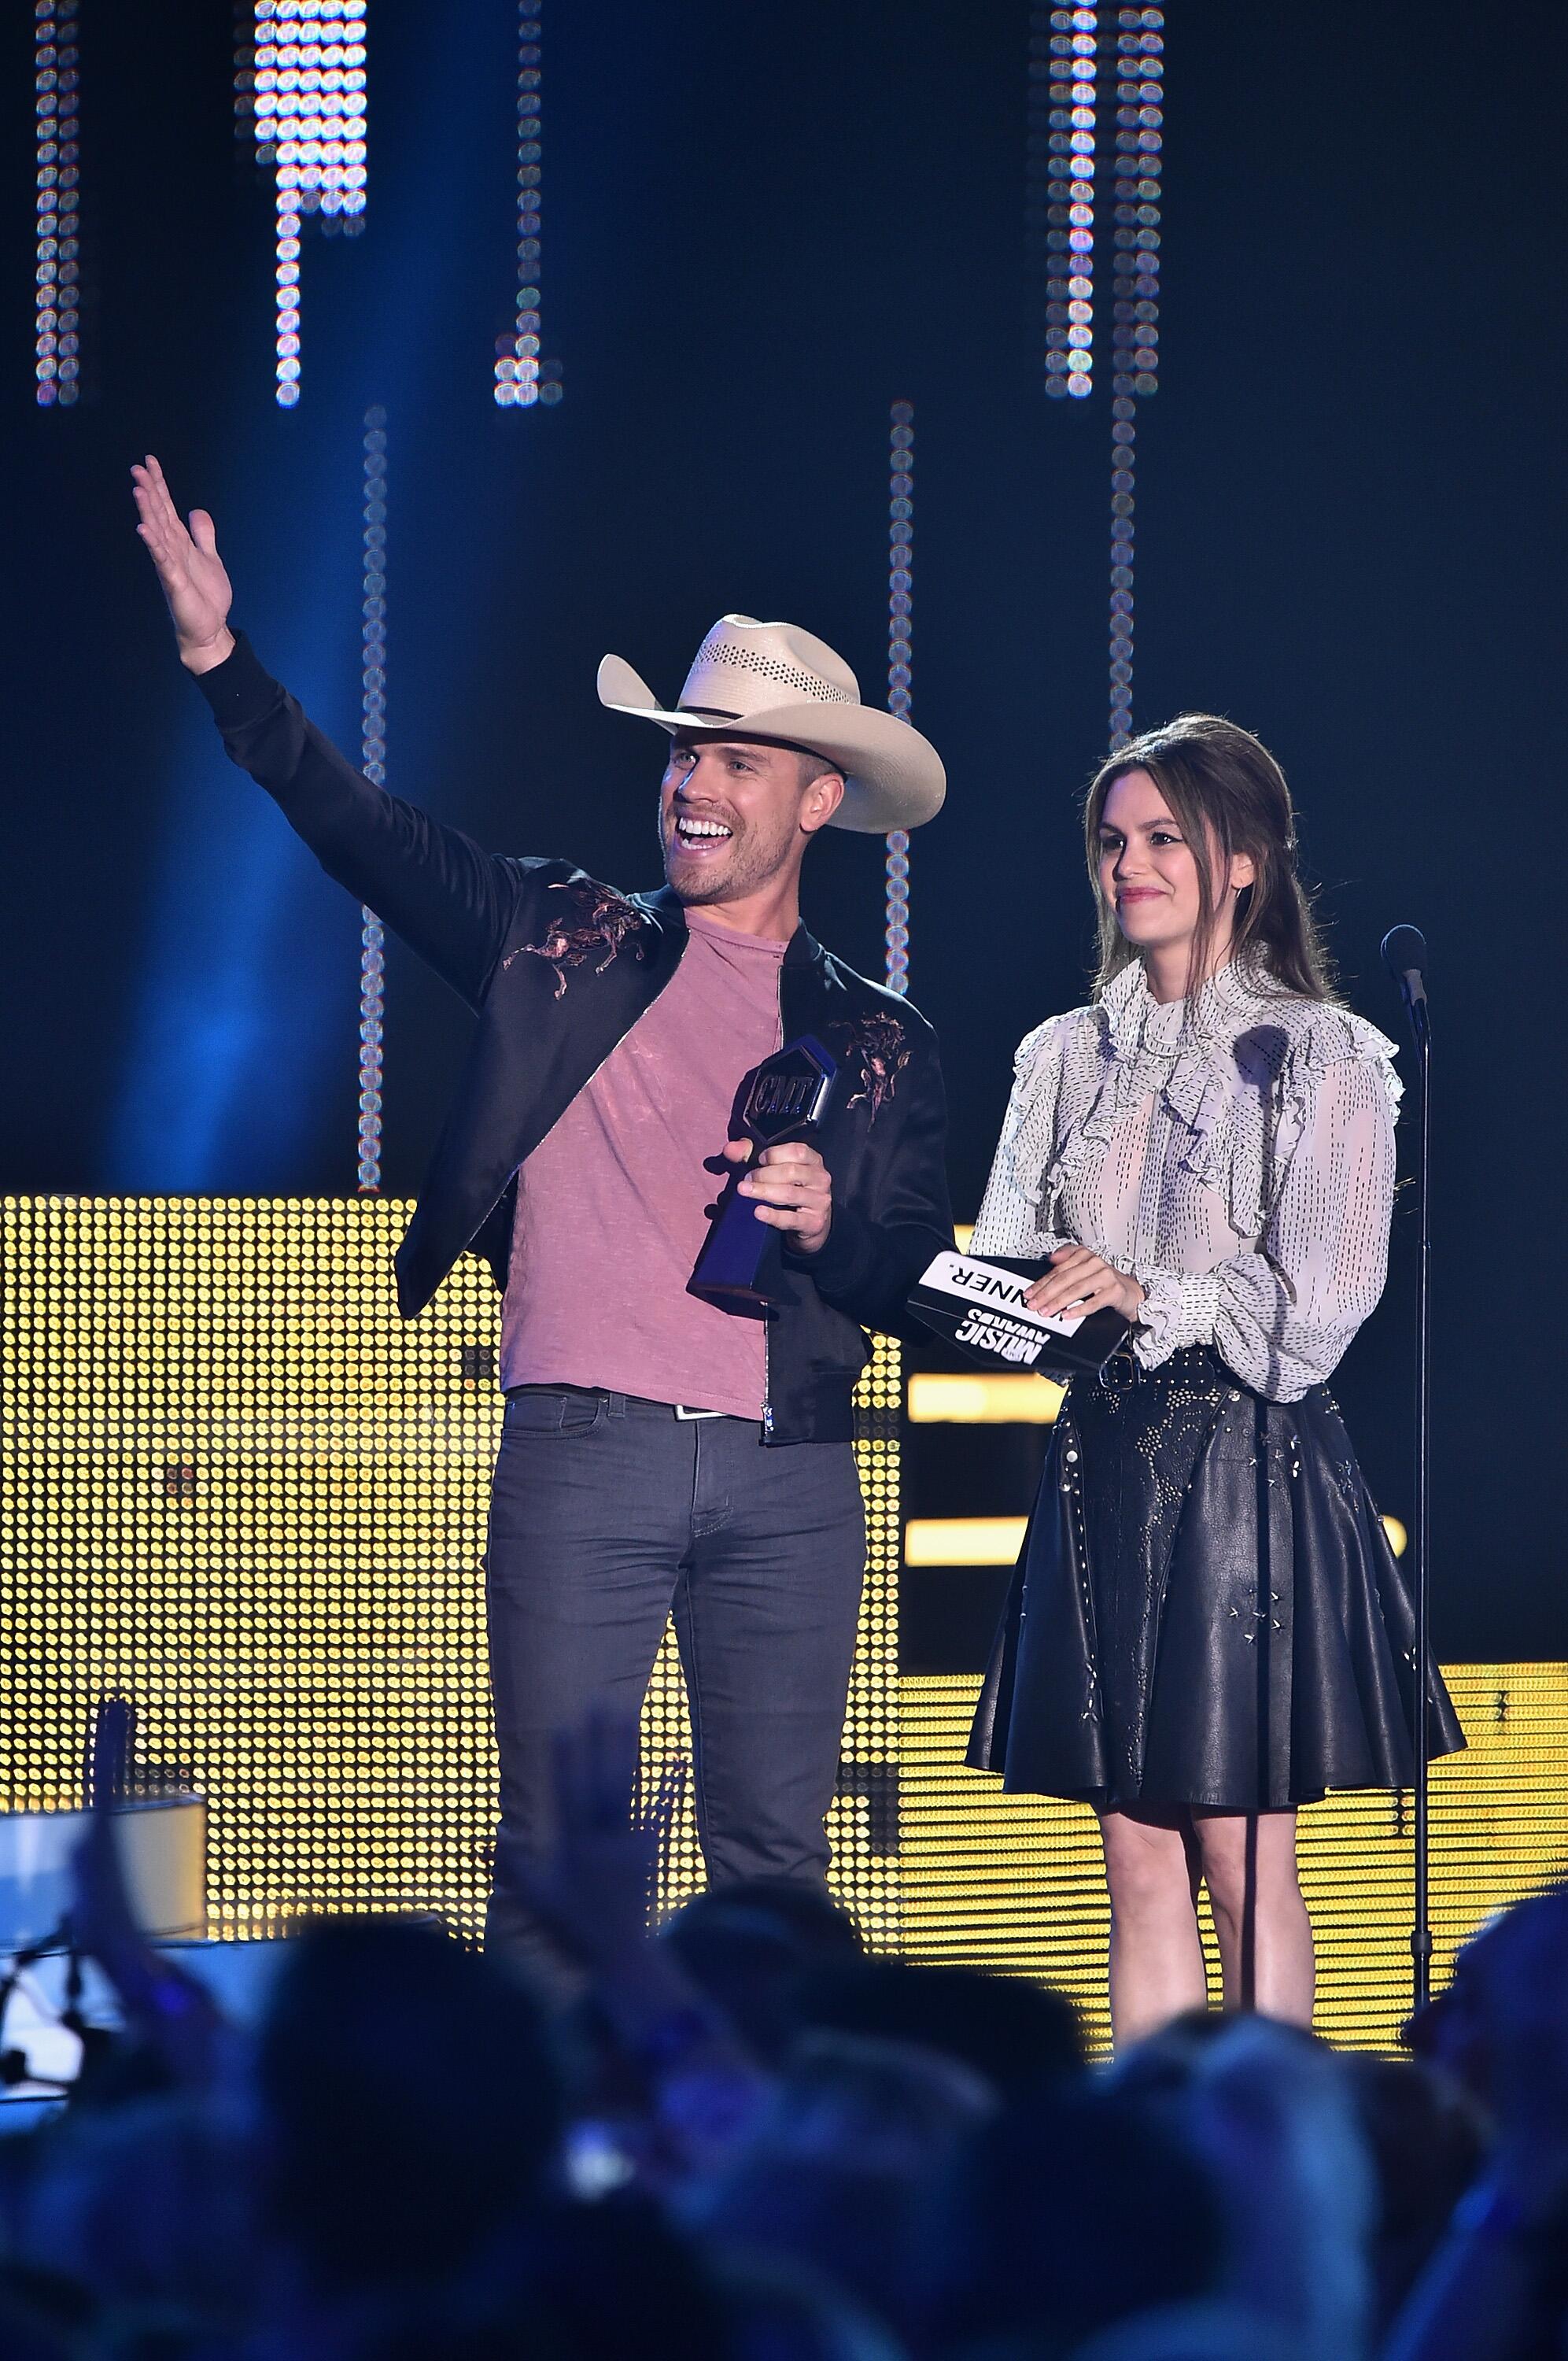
967,714,1462,2045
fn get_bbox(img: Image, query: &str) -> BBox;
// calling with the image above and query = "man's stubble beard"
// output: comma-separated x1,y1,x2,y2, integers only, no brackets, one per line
661,818,795,908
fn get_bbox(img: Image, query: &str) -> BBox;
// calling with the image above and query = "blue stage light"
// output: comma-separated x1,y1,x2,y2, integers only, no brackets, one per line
35,0,81,408
1033,6,1099,402
104,740,304,1192
1107,6,1163,749
238,0,368,408
494,7,562,408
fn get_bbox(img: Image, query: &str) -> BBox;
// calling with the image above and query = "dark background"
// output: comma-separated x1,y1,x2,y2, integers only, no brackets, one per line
3,2,1562,1658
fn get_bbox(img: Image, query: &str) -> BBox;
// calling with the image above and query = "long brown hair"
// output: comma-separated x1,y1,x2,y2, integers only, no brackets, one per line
1083,712,1335,1002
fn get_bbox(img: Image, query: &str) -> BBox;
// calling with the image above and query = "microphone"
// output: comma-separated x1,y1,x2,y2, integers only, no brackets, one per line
1382,924,1429,1043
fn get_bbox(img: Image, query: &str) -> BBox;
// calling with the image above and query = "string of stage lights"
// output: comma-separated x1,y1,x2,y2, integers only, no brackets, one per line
869,408,911,1930
34,0,81,408
237,0,369,409
495,5,562,408
1108,9,1164,751
1028,8,1165,746
358,407,389,1194
1032,6,1099,400
885,402,914,999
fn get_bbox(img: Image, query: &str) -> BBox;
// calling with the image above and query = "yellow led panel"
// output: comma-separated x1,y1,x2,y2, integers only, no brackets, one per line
900,1668,1568,2056
898,1679,1112,2046
0,1199,900,1950
908,1373,1063,1425
1,1195,499,1938
843,1329,902,1952
905,1517,1028,1567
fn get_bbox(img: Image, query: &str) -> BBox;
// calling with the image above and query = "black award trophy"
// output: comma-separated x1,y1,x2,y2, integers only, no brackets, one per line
688,1035,839,1307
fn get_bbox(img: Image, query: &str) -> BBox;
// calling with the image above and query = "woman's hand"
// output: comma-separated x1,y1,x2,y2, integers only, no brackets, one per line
1024,1245,1144,1324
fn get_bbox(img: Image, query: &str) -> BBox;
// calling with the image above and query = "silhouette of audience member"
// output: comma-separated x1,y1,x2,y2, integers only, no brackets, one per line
11,1716,1568,2361
686,2027,994,2337
791,1957,1084,2102
1341,2052,1485,2334
256,1916,562,2300
6,2089,258,2342
1385,1884,1568,2361
913,2080,1224,2355
662,1880,863,2064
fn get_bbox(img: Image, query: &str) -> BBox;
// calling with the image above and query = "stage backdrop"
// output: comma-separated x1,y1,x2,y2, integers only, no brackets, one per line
4,1195,1564,2054
2,0,1564,1662
1,1195,898,1949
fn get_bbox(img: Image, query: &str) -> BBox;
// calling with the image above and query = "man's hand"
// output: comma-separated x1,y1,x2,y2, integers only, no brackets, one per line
1024,1244,1144,1323
728,1136,832,1254
131,453,236,674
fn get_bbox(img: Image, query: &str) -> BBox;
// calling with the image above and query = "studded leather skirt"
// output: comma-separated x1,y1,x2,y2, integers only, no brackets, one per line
966,1344,1464,1812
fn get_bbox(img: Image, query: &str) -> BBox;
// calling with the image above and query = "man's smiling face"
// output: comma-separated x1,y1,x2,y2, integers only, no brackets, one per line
659,731,843,908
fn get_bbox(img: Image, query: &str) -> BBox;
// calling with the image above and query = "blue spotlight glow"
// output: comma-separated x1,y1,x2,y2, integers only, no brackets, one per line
105,709,306,1192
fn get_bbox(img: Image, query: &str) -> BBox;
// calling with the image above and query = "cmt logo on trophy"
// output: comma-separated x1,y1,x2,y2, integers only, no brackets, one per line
748,1070,823,1125
688,1036,839,1308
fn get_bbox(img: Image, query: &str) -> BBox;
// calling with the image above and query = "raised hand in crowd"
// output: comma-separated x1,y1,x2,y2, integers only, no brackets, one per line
67,1697,228,2093
513,1711,770,2178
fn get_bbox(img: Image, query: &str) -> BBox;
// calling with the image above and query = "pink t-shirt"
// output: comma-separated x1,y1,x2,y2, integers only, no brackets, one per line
498,911,788,1417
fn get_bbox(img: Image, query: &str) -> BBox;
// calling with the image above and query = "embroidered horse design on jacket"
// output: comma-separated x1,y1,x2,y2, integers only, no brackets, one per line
832,1010,910,1121
509,881,647,1000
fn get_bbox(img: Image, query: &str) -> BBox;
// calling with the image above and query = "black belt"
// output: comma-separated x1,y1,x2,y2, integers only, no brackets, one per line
507,1382,728,1421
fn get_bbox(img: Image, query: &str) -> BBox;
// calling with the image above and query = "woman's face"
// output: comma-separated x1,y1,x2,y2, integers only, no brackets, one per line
1096,767,1254,968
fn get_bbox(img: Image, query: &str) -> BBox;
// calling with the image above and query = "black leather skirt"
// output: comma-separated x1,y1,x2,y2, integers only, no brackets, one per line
967,1344,1464,1812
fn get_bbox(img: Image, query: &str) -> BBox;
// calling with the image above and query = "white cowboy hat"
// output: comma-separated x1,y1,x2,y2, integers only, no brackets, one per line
597,613,946,833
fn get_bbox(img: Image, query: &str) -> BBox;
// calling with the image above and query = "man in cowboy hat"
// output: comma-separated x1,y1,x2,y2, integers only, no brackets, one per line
132,455,952,1975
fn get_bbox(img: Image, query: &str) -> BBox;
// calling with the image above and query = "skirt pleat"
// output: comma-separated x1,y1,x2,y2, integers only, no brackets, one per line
967,1345,1464,1812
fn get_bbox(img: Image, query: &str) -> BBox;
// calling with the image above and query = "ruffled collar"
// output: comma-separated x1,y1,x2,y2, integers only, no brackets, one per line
1077,959,1273,1184
1016,959,1397,1243
1098,957,1267,1061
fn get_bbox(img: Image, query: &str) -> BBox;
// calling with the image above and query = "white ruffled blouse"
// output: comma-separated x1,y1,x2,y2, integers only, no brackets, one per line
970,959,1402,1404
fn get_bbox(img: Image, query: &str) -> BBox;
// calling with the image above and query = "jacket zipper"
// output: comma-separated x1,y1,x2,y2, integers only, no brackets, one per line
761,958,789,1444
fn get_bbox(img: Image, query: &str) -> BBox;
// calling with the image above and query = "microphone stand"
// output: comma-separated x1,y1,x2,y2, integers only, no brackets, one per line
1410,989,1433,2012
1383,928,1433,2012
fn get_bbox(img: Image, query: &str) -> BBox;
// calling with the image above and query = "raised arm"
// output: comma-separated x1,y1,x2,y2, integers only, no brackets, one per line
131,453,237,674
131,455,520,1007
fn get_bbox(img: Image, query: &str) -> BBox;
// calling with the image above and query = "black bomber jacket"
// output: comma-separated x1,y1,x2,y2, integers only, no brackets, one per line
196,636,954,1444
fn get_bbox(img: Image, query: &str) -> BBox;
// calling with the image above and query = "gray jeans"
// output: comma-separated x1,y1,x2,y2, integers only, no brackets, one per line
484,1385,866,1964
